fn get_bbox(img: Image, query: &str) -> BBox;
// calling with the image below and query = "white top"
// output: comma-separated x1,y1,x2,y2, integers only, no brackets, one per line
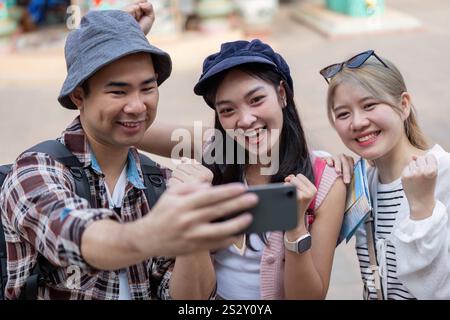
104,166,131,300
355,144,450,299
214,234,266,300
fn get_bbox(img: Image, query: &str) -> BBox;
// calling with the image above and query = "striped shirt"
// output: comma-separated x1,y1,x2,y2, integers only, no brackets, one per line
0,117,174,299
356,178,416,300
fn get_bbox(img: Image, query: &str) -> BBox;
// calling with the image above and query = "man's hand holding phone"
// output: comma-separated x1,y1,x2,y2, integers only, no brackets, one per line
168,159,302,234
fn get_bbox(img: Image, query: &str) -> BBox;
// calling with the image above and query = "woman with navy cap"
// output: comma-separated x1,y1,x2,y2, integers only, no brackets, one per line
138,39,346,300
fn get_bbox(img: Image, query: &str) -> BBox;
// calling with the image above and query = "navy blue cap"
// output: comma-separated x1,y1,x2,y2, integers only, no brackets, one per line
193,39,293,99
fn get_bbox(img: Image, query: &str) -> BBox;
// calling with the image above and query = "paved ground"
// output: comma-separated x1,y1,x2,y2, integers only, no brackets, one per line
1,0,449,299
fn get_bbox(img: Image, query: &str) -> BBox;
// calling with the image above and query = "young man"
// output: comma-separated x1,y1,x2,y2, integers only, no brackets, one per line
0,10,256,300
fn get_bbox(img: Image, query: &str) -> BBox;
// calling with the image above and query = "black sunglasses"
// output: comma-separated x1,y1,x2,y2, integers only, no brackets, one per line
319,50,389,84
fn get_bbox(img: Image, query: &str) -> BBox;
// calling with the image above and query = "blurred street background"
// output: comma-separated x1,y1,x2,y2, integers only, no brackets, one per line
1,0,449,299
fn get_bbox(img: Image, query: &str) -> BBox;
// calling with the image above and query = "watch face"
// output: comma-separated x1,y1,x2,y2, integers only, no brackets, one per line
297,235,312,253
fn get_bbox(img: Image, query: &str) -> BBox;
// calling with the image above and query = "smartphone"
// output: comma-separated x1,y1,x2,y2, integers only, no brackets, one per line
215,183,299,234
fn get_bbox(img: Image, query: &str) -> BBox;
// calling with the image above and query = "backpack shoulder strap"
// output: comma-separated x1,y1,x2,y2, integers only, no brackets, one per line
0,165,11,300
23,140,93,207
25,140,82,166
0,165,12,188
0,222,6,300
138,153,166,209
132,153,167,298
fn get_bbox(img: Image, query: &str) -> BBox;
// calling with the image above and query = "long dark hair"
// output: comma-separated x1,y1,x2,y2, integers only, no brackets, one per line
202,63,314,249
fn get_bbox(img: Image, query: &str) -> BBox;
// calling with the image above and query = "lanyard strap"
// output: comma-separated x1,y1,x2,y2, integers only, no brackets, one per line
364,211,384,300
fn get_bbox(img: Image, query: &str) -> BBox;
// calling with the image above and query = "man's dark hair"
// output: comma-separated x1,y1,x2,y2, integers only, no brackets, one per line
81,79,90,96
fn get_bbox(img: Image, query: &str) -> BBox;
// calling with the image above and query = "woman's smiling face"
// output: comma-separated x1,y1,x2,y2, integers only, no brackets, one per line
332,82,407,161
214,69,285,158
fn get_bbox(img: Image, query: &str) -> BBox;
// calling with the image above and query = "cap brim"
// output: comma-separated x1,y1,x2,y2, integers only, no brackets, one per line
193,56,277,96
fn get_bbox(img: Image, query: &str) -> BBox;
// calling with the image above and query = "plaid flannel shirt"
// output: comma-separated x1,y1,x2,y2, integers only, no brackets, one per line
0,117,174,299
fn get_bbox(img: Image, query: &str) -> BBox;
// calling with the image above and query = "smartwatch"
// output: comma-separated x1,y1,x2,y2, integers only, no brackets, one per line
284,232,312,254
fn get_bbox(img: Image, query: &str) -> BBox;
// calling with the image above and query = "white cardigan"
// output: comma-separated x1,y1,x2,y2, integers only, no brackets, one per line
362,144,450,299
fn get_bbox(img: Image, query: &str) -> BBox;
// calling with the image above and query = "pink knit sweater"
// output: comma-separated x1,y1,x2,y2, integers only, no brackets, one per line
260,160,340,299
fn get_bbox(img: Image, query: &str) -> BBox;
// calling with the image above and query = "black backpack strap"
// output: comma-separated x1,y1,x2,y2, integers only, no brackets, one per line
0,165,10,299
139,154,167,298
0,165,11,187
25,140,92,206
21,272,40,300
18,254,55,301
138,153,166,209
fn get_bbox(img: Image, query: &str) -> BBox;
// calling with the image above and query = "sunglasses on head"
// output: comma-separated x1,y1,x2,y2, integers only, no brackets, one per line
319,50,389,84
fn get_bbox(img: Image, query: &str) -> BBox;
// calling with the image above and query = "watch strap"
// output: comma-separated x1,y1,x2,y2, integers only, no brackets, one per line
284,232,311,253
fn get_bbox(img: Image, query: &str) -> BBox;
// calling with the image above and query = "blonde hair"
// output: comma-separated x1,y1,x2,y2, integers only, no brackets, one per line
326,56,428,150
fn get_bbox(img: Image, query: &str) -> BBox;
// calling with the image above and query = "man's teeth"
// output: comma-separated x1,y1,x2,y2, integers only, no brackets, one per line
357,132,378,142
120,122,140,128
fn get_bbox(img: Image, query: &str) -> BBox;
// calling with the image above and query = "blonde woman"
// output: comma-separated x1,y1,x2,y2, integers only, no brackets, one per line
321,50,450,299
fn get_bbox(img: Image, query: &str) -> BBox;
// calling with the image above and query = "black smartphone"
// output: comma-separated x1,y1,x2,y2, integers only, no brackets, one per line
215,183,299,234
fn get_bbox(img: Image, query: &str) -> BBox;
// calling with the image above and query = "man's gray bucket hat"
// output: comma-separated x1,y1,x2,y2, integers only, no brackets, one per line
58,10,172,109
